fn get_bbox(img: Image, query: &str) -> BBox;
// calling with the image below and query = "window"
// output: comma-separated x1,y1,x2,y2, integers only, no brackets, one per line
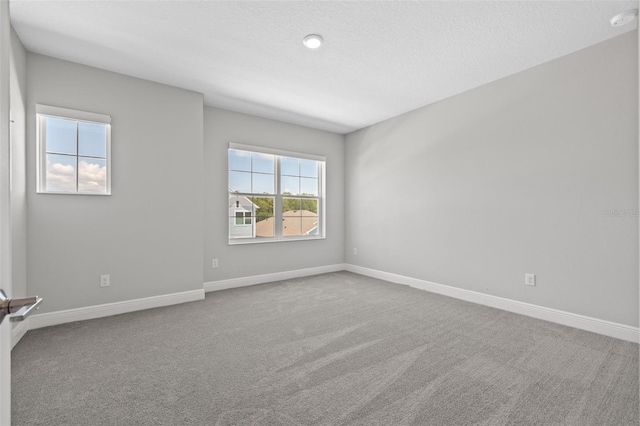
228,143,325,243
235,211,251,225
36,104,111,195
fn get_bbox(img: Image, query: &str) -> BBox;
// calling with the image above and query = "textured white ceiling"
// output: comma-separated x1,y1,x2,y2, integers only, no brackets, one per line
10,1,638,134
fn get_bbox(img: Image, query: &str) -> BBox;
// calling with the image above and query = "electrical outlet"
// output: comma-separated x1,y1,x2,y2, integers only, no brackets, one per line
525,273,535,286
100,274,110,287
353,248,358,256
212,259,219,268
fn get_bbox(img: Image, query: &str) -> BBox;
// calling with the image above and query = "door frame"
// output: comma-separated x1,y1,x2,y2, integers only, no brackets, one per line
0,0,13,423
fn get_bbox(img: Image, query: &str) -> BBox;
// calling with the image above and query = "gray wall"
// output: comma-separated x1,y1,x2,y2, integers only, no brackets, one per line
10,27,26,299
345,31,639,327
204,106,344,283
26,54,204,313
15,31,638,330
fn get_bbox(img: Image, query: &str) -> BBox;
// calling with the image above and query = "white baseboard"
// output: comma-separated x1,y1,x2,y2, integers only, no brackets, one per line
346,264,639,343
11,319,29,349
13,265,637,346
27,289,205,331
204,263,347,293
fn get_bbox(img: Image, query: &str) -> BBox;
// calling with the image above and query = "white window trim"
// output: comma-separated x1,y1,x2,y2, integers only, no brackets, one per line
36,104,111,124
36,104,112,195
228,143,326,245
229,142,324,162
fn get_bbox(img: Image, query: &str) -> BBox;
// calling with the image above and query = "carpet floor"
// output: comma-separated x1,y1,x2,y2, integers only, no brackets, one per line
12,271,639,425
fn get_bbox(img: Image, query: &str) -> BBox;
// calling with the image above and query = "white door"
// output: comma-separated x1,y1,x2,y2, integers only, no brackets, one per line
0,0,12,423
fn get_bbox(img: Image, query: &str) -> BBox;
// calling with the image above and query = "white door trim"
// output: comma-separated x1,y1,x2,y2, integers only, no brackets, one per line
0,0,13,422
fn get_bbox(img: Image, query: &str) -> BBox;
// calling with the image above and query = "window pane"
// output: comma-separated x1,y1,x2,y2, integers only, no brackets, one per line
282,215,302,236
230,215,254,239
301,199,319,236
78,157,107,194
281,198,318,237
229,149,251,171
229,195,256,227
281,176,299,195
301,199,318,215
300,159,318,178
229,171,251,193
300,178,318,196
253,197,274,238
46,153,76,192
252,196,274,220
229,195,252,212
78,122,107,158
252,173,274,194
255,217,274,238
282,197,301,214
281,157,299,176
304,220,319,235
282,198,317,237
45,117,76,155
302,216,319,236
229,194,255,239
252,153,274,174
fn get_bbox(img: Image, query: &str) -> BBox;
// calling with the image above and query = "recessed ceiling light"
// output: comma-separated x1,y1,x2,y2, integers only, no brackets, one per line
610,9,637,27
303,34,323,49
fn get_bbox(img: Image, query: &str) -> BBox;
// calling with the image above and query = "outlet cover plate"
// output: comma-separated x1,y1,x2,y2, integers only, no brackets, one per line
100,274,110,287
525,273,535,286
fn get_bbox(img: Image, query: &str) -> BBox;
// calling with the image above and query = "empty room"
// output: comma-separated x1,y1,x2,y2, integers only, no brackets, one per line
0,1,638,425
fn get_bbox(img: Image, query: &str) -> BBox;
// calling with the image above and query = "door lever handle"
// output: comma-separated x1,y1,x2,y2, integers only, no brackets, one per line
0,289,43,324
10,297,43,322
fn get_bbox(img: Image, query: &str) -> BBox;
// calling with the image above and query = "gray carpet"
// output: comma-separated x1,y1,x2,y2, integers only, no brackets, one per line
12,272,639,425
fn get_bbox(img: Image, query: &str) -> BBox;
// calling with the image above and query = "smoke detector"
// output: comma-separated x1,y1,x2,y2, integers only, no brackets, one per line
610,10,637,27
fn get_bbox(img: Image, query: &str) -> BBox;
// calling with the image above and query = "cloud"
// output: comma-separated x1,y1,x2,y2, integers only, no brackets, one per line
46,160,75,192
46,158,107,193
78,160,107,193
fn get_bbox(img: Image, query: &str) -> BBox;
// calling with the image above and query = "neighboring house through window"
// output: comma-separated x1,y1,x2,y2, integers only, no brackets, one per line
229,194,258,238
228,143,325,243
36,104,111,195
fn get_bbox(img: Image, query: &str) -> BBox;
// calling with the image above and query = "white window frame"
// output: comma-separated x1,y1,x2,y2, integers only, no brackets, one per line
36,104,112,195
228,142,326,245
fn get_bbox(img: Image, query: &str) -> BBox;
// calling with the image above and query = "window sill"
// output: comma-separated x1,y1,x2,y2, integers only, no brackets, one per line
36,190,111,196
228,236,325,246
